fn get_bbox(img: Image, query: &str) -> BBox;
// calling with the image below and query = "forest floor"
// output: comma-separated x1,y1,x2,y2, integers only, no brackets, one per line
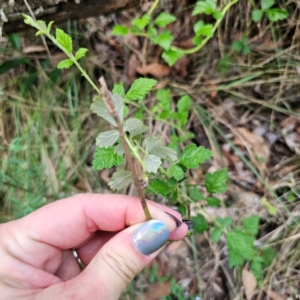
1,0,300,299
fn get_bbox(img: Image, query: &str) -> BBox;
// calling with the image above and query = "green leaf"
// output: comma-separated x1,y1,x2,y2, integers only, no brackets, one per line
8,34,21,50
147,178,174,196
92,146,124,171
154,12,176,27
192,0,216,15
132,14,151,29
180,144,213,168
189,187,204,201
211,227,222,242
144,136,161,151
123,118,149,137
56,28,73,53
252,9,263,22
215,216,232,229
232,40,243,52
227,229,255,267
112,25,129,36
112,83,125,97
125,78,157,100
169,165,184,180
145,154,162,173
47,21,54,32
242,215,260,235
57,59,74,69
177,204,187,216
192,214,209,233
194,21,213,37
213,11,223,20
108,170,134,190
205,168,228,193
251,260,262,280
152,30,173,50
261,0,274,10
261,247,276,268
206,197,221,207
192,35,203,46
162,49,184,66
177,95,191,113
75,48,88,60
149,145,177,162
91,95,124,126
266,8,289,21
261,197,277,215
96,130,119,148
0,58,29,75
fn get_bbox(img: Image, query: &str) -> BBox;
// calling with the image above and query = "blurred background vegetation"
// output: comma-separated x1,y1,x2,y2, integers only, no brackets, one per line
1,0,300,299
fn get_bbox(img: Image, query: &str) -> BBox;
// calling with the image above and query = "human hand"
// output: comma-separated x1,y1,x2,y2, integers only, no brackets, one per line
0,193,189,299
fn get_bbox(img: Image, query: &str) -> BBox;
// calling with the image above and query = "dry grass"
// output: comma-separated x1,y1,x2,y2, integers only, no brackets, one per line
1,0,300,299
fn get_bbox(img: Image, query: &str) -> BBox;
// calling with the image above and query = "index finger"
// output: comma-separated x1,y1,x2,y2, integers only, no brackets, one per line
14,193,181,249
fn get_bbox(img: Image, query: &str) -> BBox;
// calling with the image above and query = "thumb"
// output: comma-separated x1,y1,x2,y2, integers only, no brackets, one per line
80,220,170,299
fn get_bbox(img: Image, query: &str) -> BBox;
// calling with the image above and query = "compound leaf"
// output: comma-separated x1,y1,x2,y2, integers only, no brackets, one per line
215,216,232,229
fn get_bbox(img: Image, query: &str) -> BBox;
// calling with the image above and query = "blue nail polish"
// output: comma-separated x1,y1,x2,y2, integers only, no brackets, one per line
131,220,170,255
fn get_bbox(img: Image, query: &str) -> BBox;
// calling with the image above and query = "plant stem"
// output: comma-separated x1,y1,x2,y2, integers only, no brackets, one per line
148,0,160,15
99,77,152,221
171,0,238,54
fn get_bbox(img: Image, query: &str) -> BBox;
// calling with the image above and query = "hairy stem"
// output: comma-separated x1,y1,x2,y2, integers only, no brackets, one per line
99,77,152,221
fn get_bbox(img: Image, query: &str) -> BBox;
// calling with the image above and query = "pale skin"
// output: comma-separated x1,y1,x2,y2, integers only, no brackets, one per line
0,193,188,299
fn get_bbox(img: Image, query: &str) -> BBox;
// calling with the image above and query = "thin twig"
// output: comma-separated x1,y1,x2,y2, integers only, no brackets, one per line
23,0,51,59
98,76,151,221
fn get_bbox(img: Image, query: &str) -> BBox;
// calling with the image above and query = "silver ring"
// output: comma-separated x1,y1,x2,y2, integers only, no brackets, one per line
72,249,86,269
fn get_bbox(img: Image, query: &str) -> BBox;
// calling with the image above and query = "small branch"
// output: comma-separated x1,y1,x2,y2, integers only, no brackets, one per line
98,76,152,221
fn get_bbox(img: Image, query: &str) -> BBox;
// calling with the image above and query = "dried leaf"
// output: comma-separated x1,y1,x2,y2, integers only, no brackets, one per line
266,290,287,300
136,63,171,79
242,268,257,300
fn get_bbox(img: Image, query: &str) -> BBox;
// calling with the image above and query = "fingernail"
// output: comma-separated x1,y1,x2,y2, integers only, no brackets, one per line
131,220,170,255
165,212,182,227
183,220,194,230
